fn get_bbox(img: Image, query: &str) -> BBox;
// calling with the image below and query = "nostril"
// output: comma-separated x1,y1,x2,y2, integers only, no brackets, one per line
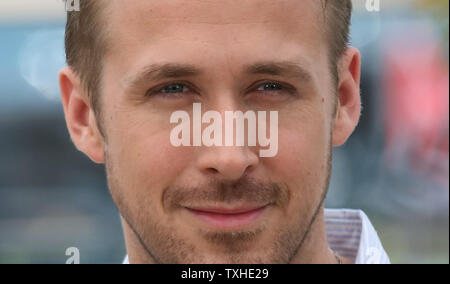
206,168,219,174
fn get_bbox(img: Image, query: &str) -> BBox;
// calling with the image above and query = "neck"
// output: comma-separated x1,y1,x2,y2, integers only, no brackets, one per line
121,216,159,264
288,207,340,264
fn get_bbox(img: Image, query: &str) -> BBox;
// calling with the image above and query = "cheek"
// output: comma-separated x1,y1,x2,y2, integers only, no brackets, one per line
105,114,192,196
272,117,329,181
265,112,331,212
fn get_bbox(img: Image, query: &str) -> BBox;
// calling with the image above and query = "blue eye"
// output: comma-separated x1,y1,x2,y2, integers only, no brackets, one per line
251,81,298,99
256,82,283,92
159,83,190,94
146,83,193,98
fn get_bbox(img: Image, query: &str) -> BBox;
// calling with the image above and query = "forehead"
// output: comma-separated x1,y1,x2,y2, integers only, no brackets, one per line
104,0,326,78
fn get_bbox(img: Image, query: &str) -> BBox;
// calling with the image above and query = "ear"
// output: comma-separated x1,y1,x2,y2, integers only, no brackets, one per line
59,66,105,163
332,47,362,147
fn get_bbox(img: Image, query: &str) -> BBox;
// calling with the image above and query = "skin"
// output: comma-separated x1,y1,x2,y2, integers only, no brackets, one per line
59,0,361,264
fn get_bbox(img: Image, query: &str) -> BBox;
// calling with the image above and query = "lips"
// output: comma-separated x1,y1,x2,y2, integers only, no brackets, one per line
184,204,270,230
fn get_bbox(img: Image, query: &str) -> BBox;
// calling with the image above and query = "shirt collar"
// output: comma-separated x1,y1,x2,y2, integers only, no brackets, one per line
325,208,390,264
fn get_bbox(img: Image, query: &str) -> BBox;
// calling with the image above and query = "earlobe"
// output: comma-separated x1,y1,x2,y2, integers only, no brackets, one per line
59,67,105,164
332,47,362,147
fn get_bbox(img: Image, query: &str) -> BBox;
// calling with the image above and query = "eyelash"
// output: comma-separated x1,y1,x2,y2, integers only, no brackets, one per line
146,81,295,98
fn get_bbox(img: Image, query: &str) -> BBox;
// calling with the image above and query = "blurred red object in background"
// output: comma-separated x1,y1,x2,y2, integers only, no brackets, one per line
383,39,449,185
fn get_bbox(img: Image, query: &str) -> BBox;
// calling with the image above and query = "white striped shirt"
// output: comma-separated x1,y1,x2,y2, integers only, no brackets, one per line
325,208,390,264
123,208,390,264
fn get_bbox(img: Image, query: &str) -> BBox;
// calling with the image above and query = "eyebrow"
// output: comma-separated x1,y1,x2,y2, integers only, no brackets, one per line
123,60,312,91
123,63,202,90
244,61,312,82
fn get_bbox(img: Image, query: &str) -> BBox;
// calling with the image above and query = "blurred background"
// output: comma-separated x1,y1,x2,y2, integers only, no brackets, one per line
0,0,448,264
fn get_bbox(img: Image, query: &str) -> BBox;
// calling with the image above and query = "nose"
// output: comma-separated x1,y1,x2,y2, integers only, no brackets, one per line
196,145,259,181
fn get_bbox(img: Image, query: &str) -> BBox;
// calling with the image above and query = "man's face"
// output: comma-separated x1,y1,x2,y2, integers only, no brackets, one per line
97,0,339,263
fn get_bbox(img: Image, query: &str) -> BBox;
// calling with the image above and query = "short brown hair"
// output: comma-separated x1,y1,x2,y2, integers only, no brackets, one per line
322,0,353,85
65,0,107,116
65,0,352,116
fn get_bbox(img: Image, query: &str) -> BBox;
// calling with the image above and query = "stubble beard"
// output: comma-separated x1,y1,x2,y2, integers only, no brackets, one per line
105,142,332,264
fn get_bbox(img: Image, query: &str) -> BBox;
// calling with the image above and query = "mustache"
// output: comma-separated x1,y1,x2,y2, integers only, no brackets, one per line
163,176,290,209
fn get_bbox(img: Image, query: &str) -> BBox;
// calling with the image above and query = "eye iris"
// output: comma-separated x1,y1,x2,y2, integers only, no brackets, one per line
162,84,185,93
263,83,281,91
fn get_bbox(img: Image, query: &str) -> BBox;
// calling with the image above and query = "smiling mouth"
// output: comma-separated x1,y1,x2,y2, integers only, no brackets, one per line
184,204,271,230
